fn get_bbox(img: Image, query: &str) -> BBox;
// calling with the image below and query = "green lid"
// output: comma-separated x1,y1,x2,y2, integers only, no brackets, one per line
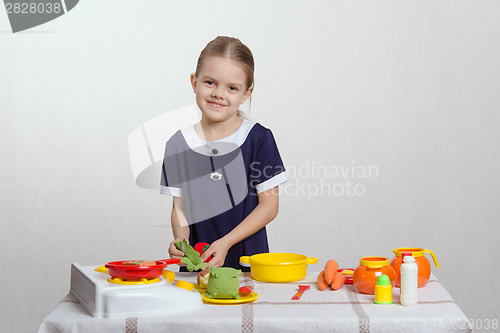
376,274,391,286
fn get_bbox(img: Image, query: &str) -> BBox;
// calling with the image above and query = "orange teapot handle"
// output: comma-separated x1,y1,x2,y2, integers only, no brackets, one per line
424,249,440,268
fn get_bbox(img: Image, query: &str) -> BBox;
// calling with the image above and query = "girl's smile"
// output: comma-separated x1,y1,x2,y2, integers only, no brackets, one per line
207,100,227,109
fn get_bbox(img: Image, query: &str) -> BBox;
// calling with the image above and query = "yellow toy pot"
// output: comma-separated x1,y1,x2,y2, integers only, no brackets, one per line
239,253,318,283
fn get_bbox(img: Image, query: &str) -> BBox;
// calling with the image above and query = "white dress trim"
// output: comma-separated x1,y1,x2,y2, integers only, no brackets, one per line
255,171,288,194
180,119,256,156
160,185,183,197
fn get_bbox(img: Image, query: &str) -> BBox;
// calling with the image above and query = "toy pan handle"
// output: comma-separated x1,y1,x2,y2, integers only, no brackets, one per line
306,257,318,265
239,256,251,267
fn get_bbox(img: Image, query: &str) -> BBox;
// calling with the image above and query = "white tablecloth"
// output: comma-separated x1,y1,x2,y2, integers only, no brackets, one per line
37,272,471,333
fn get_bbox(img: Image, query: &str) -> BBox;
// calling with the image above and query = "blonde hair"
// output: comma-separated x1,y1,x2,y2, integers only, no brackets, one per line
195,36,254,118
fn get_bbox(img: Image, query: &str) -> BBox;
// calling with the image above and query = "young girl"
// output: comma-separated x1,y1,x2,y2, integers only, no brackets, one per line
161,36,287,269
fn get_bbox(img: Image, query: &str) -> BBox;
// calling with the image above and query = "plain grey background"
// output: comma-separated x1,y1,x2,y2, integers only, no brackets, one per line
1,1,499,332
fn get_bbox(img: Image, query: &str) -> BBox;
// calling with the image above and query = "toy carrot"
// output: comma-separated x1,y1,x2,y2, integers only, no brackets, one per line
324,260,338,284
317,270,329,291
330,272,345,290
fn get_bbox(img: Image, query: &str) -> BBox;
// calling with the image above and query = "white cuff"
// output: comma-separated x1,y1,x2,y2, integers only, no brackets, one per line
160,185,183,197
255,172,288,194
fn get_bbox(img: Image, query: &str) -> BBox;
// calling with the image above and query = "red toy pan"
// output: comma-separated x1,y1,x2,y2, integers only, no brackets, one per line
338,268,354,285
105,258,181,280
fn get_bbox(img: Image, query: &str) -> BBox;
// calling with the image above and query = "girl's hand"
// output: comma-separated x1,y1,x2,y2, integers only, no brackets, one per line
200,238,231,267
168,239,186,260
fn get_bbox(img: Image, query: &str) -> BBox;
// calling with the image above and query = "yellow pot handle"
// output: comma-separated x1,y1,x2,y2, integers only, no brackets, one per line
424,249,440,268
239,256,251,267
94,265,108,273
306,257,318,265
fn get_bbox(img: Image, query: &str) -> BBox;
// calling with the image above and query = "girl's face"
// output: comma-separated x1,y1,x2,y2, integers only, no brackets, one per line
191,56,252,124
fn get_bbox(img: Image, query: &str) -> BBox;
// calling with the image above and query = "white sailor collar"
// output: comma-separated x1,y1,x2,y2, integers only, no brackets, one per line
180,119,256,156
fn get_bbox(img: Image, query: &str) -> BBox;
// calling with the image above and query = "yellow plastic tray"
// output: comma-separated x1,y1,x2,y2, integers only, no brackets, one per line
201,291,258,304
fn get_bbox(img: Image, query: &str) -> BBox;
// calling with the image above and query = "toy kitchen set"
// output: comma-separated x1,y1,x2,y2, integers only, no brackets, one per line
70,245,442,319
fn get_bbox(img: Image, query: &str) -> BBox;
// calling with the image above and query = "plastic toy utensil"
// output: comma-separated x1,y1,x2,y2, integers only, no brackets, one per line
292,285,310,300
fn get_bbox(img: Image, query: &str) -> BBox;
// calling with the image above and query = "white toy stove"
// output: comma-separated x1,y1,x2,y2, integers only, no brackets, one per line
70,262,202,318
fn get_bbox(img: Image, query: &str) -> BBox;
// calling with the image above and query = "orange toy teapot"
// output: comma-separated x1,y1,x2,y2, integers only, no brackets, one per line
390,248,440,288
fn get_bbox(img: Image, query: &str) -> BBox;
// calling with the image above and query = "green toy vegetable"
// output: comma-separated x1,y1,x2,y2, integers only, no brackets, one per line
205,267,242,299
175,239,208,272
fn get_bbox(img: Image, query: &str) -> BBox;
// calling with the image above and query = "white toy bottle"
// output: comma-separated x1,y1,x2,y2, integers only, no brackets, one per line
400,254,418,306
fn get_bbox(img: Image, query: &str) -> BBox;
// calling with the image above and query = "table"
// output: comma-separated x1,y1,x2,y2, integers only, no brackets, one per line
37,272,471,333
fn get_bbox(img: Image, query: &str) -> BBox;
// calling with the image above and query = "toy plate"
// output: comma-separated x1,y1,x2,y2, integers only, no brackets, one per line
200,291,259,304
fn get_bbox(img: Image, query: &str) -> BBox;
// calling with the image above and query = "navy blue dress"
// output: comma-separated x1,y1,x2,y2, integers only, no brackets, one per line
160,119,287,269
